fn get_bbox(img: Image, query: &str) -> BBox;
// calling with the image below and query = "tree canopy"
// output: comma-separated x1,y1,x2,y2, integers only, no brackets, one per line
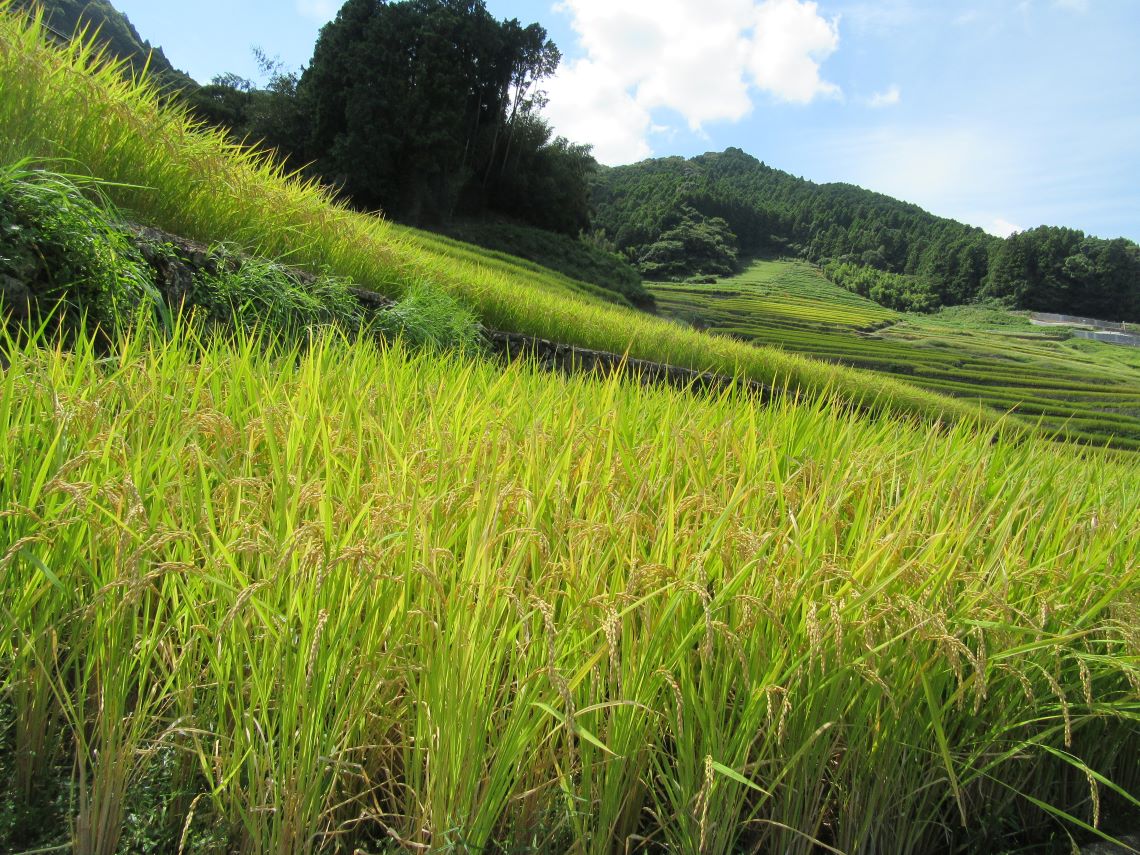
293,0,592,232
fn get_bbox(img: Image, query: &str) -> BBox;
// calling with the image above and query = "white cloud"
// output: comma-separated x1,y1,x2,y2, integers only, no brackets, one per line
544,0,841,165
544,59,654,164
867,85,901,108
1015,0,1088,11
810,125,1024,224
989,217,1022,237
841,0,919,35
747,0,841,104
295,0,337,23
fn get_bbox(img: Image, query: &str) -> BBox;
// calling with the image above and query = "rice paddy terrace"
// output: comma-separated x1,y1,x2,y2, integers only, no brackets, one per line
3,6,1140,854
649,261,1140,450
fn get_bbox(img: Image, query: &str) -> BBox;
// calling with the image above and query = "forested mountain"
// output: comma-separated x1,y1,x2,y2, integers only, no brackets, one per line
12,0,194,91
593,148,1140,322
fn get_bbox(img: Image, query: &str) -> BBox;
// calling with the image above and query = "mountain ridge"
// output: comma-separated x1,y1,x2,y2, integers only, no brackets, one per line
591,146,1140,322
12,0,194,90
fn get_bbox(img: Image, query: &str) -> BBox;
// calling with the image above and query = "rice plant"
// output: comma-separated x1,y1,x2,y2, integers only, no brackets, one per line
1,5,1138,853
1,320,1137,852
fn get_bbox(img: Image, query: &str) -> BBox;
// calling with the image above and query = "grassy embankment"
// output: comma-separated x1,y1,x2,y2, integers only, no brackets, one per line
431,219,651,308
650,260,1140,449
0,3,996,430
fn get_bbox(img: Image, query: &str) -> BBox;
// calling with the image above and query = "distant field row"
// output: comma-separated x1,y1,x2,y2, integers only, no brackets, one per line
650,261,1140,450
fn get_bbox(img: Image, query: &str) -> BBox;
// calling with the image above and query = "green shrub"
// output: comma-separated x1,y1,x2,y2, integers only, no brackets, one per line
0,161,157,333
824,259,939,313
375,279,483,353
190,254,362,338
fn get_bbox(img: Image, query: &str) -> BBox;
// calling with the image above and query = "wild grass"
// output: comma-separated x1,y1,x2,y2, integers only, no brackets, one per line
649,260,1140,449
1,320,1138,853
190,255,363,338
0,159,157,334
0,2,994,429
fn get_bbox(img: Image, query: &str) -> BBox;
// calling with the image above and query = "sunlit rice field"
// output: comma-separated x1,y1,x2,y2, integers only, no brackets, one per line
2,4,1140,853
1,324,1138,852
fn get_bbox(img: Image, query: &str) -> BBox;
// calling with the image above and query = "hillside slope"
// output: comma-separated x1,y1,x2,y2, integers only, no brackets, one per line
0,4,999,432
13,0,194,90
651,260,1140,450
593,148,1140,322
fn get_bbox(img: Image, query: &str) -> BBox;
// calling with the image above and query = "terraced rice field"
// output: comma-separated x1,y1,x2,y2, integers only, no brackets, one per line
649,261,1140,450
3,324,1139,854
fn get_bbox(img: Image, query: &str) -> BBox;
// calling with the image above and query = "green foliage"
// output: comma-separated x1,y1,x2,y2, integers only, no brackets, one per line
651,260,1140,449
594,148,1140,321
0,161,156,333
920,302,1036,330
183,54,306,170
440,218,650,305
824,259,939,313
481,119,597,236
1,321,1137,853
297,0,591,233
375,278,483,353
983,226,1140,321
636,206,738,279
190,255,363,338
591,147,995,295
410,226,638,307
10,0,194,91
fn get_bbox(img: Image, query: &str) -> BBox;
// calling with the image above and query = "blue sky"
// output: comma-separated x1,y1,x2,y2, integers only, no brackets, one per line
110,0,1140,242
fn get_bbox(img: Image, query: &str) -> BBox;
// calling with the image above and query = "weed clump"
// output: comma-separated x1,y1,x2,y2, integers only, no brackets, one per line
375,278,483,353
190,255,362,338
0,161,156,334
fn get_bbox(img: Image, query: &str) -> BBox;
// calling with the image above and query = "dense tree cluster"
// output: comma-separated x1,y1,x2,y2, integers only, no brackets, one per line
593,148,1140,321
823,261,938,313
984,227,1140,321
635,208,738,280
183,0,595,235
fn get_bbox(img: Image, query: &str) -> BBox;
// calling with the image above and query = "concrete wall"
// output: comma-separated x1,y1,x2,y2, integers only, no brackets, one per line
1030,312,1136,333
